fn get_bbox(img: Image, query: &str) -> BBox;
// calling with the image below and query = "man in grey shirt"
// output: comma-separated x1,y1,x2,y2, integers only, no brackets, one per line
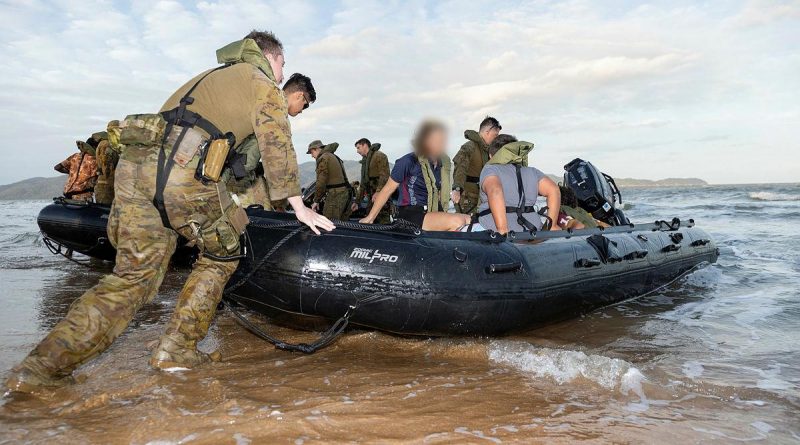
476,135,561,234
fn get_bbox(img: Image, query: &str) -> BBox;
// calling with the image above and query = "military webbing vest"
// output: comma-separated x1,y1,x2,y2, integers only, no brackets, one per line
463,130,489,186
360,143,382,193
418,154,451,212
318,144,349,189
476,141,538,231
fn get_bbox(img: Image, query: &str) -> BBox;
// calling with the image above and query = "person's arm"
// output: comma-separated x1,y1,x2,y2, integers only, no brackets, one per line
252,75,333,234
538,176,561,231
54,158,70,174
450,143,471,204
482,175,509,234
359,178,399,224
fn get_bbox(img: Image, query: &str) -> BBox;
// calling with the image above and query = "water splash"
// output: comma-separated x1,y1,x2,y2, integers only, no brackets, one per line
748,191,800,202
487,340,646,399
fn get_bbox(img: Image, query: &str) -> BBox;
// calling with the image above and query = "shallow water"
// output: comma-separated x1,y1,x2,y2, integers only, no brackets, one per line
0,184,798,444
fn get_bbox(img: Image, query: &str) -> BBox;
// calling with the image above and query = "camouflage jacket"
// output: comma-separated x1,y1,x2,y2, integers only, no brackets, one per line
56,152,97,197
160,39,300,200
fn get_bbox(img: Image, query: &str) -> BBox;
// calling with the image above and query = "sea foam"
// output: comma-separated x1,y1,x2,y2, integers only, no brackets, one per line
487,340,646,399
748,191,800,202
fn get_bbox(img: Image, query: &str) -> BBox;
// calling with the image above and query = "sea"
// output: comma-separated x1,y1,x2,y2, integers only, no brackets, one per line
0,183,798,444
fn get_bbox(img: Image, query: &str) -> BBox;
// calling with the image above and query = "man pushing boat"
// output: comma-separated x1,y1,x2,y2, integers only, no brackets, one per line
5,30,334,394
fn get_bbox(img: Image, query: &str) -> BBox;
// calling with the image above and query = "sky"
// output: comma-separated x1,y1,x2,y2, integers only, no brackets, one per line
0,0,798,185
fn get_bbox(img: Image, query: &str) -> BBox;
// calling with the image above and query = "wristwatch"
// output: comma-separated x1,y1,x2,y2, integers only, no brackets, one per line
452,186,463,192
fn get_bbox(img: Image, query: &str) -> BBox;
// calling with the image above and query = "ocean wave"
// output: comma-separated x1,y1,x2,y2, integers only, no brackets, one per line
749,191,800,202
0,231,42,247
488,340,645,398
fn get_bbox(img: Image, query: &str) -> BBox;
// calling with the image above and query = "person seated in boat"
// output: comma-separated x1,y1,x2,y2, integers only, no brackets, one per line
55,137,99,202
360,120,470,231
556,185,610,229
476,134,561,234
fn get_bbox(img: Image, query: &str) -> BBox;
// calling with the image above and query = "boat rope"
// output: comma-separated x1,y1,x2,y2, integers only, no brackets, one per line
223,299,354,354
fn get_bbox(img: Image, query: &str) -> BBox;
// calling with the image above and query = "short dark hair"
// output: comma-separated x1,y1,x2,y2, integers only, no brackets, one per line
488,133,517,156
479,116,501,132
355,138,371,147
244,30,284,57
283,73,316,103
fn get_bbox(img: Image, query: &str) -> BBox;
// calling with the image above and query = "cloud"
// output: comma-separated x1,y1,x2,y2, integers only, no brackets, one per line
0,0,797,185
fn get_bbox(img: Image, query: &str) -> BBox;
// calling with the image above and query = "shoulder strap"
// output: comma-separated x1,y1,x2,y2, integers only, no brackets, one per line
153,64,231,228
514,164,538,233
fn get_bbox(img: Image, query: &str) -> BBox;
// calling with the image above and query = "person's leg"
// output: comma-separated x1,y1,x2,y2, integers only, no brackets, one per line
150,165,243,369
323,189,348,221
6,159,176,392
421,211,471,231
150,255,237,369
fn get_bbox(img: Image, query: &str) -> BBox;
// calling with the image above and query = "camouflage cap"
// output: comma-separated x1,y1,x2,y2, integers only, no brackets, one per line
306,139,324,154
76,140,96,156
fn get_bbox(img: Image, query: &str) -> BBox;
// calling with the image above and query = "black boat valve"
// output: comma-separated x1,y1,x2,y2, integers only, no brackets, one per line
662,244,681,253
691,239,711,247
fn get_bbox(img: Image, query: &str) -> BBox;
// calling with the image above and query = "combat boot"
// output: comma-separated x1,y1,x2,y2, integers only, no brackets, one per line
4,358,74,394
149,333,221,370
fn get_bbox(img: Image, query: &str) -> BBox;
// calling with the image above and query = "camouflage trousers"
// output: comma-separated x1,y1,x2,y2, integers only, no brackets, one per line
17,146,239,379
455,185,480,216
322,187,350,220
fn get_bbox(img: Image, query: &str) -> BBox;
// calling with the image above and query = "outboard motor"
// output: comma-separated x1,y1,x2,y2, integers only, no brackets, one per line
563,158,629,226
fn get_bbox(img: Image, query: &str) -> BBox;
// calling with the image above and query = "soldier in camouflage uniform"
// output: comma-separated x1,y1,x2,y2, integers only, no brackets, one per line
226,73,316,210
5,31,334,394
55,138,98,201
352,138,391,224
93,126,119,205
452,116,501,215
308,140,352,221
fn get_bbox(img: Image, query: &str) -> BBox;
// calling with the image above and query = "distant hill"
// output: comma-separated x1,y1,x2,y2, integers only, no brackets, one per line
0,164,706,200
614,177,708,188
0,176,65,200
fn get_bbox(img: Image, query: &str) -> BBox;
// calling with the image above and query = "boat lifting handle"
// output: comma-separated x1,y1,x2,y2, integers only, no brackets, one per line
486,262,523,274
575,258,602,268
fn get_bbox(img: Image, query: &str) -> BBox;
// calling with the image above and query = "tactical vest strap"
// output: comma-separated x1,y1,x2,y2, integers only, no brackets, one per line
153,64,231,228
474,164,539,233
465,175,480,184
477,205,537,218
514,164,539,233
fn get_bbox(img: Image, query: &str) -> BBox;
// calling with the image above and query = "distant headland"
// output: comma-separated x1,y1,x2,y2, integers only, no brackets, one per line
0,163,708,200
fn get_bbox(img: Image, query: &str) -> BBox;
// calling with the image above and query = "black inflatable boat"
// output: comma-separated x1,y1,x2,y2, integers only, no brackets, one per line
37,199,718,336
